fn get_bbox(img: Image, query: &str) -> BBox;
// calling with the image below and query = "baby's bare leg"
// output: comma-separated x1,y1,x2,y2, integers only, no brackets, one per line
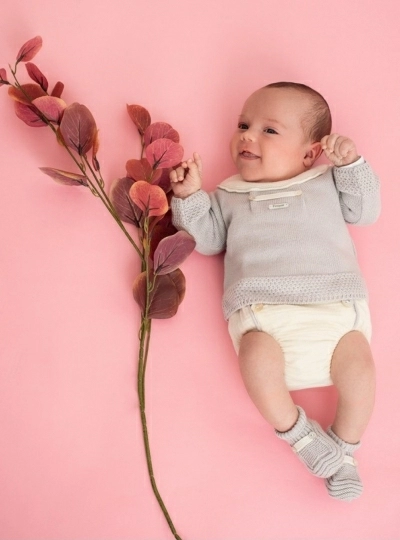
330,330,376,443
238,330,298,432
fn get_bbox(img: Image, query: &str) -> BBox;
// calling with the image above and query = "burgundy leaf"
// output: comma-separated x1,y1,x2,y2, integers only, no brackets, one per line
14,101,46,127
132,271,183,319
39,167,88,186
92,129,100,171
8,83,46,104
51,81,64,98
16,36,43,63
0,68,9,86
32,96,67,123
146,139,184,169
126,104,151,135
125,158,160,182
153,230,195,275
144,122,180,146
59,103,97,155
149,212,177,259
168,269,186,305
109,177,141,226
25,62,48,91
152,167,172,192
129,181,168,218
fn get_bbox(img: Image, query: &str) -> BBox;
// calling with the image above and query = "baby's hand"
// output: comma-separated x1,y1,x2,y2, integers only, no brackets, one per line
321,134,360,167
170,152,203,199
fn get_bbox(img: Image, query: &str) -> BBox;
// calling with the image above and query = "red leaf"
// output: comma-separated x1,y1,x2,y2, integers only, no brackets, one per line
109,177,141,226
51,81,64,98
8,83,46,104
59,103,97,155
168,268,186,305
14,102,46,127
0,68,9,86
153,231,195,275
152,167,172,192
126,104,151,135
149,212,177,259
39,167,88,186
92,129,100,171
132,271,184,319
144,122,180,146
129,181,168,218
32,96,67,123
16,36,43,63
25,62,48,91
125,158,160,182
145,139,184,169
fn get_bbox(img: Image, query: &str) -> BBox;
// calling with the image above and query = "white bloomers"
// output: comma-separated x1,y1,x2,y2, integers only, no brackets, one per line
228,300,372,391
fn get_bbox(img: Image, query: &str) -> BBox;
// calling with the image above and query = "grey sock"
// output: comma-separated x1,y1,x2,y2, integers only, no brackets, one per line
275,407,345,478
325,427,363,501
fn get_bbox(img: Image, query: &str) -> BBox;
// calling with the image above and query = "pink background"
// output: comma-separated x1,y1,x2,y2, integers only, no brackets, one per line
0,1,399,539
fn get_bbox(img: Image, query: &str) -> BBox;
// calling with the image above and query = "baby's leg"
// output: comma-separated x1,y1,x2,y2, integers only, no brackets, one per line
238,331,345,477
238,330,297,432
330,330,375,443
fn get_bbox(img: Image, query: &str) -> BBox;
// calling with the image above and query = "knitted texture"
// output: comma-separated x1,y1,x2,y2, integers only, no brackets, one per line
325,427,363,501
275,407,345,478
171,163,380,320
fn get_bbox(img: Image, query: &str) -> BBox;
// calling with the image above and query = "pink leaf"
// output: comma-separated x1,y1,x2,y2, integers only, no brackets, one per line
39,167,88,186
145,139,184,169
0,68,9,86
32,96,67,123
25,62,48,91
14,102,46,127
153,231,195,275
125,158,160,182
126,104,151,135
8,83,46,104
51,81,64,98
129,181,168,218
132,270,185,319
109,177,141,226
59,103,97,155
144,122,180,146
16,36,43,63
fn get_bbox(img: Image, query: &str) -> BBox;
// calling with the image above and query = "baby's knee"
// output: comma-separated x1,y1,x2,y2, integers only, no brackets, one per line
238,331,284,376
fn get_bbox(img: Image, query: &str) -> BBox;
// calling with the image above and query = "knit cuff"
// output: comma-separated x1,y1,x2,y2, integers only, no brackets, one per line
275,406,307,444
333,161,380,196
327,426,361,454
171,190,210,229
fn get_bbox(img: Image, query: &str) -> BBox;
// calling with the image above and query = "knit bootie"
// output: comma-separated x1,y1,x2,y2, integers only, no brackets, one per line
325,427,363,501
275,407,345,478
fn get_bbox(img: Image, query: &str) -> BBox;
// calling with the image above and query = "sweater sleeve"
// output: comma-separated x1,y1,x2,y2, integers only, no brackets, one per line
333,161,381,225
171,189,227,255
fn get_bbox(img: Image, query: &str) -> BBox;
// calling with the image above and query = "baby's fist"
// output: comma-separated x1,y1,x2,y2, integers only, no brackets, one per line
321,134,360,167
170,152,203,199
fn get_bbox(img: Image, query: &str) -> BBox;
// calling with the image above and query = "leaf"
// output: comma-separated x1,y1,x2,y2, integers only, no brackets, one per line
109,177,141,226
145,139,184,169
92,129,100,171
129,181,168,218
51,81,64,98
125,158,161,182
144,122,180,146
132,270,185,319
32,96,67,123
59,103,97,155
153,230,195,275
8,83,46,104
149,212,177,259
0,68,9,86
16,36,43,63
14,102,46,127
25,62,48,91
39,167,88,186
152,167,172,193
126,104,151,135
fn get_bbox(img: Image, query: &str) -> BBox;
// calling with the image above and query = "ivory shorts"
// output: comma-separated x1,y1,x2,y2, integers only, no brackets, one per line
228,300,372,391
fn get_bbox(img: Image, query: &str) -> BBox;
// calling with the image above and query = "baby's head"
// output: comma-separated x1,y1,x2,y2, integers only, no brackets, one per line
230,82,332,182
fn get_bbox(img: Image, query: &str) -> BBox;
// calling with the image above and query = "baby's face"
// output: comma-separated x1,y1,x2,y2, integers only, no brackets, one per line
230,87,316,182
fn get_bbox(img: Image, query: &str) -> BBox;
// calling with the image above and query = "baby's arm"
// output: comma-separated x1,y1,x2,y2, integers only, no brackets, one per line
321,134,380,225
170,153,227,255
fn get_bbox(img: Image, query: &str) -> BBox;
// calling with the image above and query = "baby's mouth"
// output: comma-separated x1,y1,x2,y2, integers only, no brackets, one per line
239,150,259,159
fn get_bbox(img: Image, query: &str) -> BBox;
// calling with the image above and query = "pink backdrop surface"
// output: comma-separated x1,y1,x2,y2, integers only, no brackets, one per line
0,1,399,539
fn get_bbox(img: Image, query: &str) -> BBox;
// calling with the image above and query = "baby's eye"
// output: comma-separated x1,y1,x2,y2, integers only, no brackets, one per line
238,123,248,130
264,128,278,134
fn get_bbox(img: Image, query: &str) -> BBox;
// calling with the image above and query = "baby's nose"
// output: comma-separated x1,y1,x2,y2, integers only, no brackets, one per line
240,129,256,142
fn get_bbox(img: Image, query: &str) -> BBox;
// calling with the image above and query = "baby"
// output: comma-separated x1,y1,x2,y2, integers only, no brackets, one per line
170,82,380,501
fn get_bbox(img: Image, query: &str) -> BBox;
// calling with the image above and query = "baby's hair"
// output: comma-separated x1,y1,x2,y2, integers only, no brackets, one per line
265,82,332,142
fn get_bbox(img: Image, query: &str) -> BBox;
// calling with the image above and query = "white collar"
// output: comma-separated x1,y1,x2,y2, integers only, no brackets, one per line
218,164,330,193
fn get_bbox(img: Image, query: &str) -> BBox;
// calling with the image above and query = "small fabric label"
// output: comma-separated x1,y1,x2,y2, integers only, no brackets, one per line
269,203,289,210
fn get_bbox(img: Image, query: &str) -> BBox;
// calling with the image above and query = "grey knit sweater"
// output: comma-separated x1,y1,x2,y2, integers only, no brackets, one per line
171,162,380,320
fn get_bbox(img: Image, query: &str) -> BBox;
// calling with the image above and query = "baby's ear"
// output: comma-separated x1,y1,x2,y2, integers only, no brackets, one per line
303,142,323,167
